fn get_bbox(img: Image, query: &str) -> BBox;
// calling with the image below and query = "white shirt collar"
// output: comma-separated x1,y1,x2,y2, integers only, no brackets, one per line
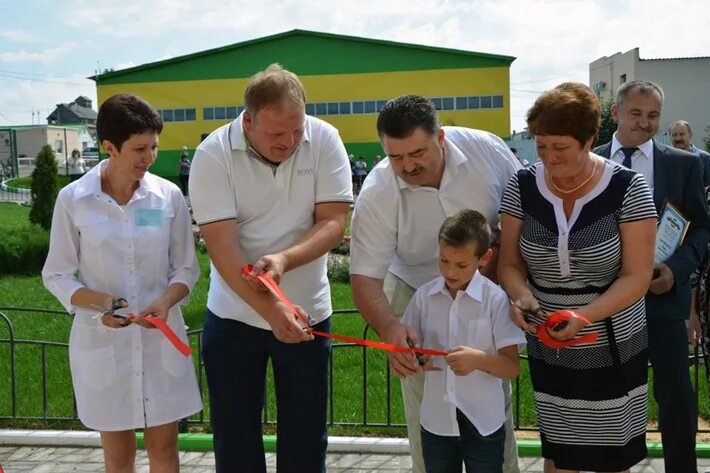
610,133,654,161
229,111,311,152
395,136,468,190
73,159,164,201
426,270,484,302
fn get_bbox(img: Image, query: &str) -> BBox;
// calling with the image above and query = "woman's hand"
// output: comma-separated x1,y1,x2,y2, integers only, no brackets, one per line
133,298,171,329
546,315,586,342
511,296,541,333
100,297,131,329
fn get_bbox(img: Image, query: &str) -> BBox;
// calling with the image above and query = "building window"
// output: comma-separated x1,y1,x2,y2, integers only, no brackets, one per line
328,102,339,115
492,95,504,108
431,98,443,110
226,107,238,119
620,74,627,84
352,102,364,114
442,97,455,110
158,108,196,122
456,97,468,110
364,101,377,113
204,108,214,120
480,96,492,109
55,140,63,153
339,102,351,114
315,103,327,115
306,104,315,116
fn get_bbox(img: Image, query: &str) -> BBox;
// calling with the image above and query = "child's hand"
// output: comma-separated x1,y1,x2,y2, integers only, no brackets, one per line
446,346,485,376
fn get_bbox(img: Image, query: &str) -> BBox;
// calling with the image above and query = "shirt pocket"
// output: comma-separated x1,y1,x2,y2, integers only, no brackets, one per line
74,211,110,248
468,319,494,353
72,345,117,392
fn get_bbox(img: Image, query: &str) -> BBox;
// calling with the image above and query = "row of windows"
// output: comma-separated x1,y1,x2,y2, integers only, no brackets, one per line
169,95,505,122
158,108,196,122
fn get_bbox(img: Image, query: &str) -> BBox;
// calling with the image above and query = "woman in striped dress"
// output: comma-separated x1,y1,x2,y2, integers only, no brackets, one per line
498,82,657,472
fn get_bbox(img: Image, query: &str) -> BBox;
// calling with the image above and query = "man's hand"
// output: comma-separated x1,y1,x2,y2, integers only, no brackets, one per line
649,263,674,294
243,254,288,292
446,346,486,376
265,303,314,344
382,320,421,379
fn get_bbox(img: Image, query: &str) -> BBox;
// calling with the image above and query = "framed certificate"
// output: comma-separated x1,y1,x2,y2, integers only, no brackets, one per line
655,201,690,264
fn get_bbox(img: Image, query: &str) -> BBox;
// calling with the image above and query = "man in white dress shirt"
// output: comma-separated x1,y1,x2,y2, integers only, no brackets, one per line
350,95,522,473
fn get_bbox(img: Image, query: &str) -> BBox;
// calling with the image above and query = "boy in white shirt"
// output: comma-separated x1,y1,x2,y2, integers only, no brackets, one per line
402,209,526,473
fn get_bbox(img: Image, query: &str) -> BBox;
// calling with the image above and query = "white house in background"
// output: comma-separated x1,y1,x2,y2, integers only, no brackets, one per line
590,48,710,145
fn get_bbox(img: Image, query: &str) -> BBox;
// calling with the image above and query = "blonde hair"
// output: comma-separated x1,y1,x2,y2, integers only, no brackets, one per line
244,63,306,116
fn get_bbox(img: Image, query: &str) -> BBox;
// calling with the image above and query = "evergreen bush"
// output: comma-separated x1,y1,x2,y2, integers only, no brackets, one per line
29,145,58,231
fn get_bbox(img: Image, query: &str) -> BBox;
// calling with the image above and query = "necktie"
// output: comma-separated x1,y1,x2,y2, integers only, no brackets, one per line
621,147,638,169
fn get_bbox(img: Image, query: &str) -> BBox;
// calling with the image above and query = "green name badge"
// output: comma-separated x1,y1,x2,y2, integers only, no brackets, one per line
135,208,164,227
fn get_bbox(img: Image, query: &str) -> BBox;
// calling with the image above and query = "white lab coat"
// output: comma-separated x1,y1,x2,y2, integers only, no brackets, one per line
42,162,202,431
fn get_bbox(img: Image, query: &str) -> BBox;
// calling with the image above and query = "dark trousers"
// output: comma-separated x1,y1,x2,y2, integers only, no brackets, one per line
202,310,331,473
179,174,189,196
648,319,697,472
421,410,505,473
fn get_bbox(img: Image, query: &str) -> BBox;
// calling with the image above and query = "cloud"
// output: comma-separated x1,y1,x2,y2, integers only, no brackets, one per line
0,30,42,43
0,43,77,65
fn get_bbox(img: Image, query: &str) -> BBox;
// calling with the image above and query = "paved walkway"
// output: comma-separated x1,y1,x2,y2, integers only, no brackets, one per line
2,446,710,472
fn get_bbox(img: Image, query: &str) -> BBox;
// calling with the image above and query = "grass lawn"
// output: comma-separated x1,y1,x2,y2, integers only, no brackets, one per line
1,202,708,434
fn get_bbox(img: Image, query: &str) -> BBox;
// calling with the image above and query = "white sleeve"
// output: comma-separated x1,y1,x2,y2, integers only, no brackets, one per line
349,197,397,279
315,127,354,204
189,145,237,225
41,191,85,313
490,288,527,351
167,188,200,304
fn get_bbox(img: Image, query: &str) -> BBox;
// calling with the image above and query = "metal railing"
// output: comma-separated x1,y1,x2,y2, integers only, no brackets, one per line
0,306,706,433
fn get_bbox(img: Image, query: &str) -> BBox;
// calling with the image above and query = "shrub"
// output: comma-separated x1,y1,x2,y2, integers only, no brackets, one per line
0,225,50,275
29,145,58,231
327,254,350,283
331,239,350,256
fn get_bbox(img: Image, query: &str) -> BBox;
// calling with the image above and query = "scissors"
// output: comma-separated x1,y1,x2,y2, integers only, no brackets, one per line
406,337,426,367
92,298,128,320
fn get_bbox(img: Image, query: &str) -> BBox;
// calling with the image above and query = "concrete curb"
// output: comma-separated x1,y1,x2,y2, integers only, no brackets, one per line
2,430,710,457
0,180,31,194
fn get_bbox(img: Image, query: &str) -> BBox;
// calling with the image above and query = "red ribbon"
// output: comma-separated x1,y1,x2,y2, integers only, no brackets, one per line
127,314,193,357
242,264,448,357
536,310,599,349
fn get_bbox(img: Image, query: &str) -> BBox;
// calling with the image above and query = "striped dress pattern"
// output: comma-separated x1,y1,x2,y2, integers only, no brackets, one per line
500,161,657,471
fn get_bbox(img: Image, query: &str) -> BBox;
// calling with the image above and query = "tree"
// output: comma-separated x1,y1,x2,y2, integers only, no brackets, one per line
704,125,710,153
29,145,58,231
597,100,616,147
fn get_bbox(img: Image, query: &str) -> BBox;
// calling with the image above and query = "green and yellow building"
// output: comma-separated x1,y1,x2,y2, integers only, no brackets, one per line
94,29,515,177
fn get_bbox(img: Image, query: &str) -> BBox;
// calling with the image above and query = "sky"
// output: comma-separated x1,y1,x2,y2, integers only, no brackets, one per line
1,0,708,136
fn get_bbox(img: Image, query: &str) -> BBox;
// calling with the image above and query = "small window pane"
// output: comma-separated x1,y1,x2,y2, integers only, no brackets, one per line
480,96,492,109
492,95,504,108
364,101,376,113
315,103,327,115
468,96,480,109
238,106,245,114
306,103,315,115
174,109,185,121
214,107,226,119
328,102,339,115
442,97,454,110
163,109,174,122
339,102,351,114
431,98,442,110
377,100,387,111
456,97,468,109
226,107,238,119
352,101,364,114
186,108,196,121
204,108,214,120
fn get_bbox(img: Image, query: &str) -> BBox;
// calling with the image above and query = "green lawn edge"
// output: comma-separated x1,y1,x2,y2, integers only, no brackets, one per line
134,434,710,458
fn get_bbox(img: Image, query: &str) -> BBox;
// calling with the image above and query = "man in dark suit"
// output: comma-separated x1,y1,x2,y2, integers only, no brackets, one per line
671,119,710,187
595,80,710,472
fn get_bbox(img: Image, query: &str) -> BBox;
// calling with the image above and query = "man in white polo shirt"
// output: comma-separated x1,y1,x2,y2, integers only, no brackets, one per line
350,95,521,473
189,64,353,473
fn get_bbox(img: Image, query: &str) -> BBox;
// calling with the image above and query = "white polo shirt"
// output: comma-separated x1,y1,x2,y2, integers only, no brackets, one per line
350,127,521,289
402,272,526,436
189,113,353,329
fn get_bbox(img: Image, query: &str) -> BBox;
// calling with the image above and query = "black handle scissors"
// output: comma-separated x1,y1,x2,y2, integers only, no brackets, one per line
406,337,426,367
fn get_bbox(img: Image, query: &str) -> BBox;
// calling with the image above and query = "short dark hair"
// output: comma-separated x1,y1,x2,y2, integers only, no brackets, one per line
438,209,491,257
616,80,664,109
377,95,439,139
526,82,600,147
97,94,163,151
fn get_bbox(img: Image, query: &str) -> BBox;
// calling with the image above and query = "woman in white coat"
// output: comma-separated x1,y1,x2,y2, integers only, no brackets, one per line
42,93,202,473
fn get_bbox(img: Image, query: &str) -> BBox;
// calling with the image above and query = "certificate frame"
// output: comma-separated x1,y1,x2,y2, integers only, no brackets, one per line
654,200,690,264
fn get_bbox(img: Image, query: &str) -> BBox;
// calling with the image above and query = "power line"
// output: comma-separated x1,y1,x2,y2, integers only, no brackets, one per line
0,71,90,86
